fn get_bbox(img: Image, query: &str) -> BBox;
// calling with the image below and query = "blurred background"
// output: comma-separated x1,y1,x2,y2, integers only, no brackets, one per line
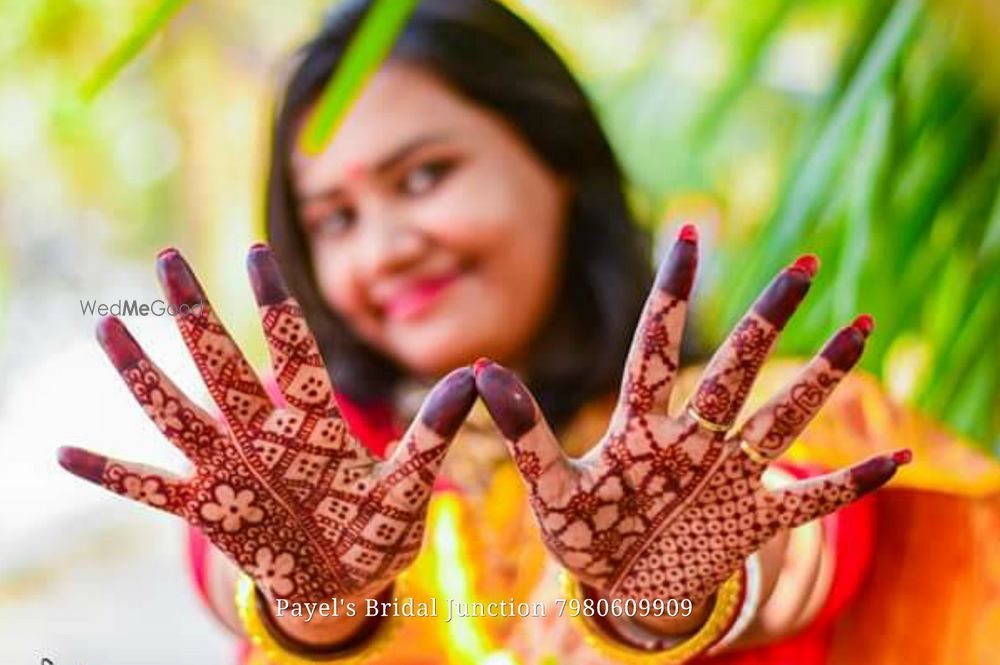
1,0,999,661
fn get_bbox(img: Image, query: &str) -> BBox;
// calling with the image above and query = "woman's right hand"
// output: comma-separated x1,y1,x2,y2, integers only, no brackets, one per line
58,244,476,605
474,225,909,625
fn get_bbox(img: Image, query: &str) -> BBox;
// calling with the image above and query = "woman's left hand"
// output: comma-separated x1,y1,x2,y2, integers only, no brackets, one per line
58,245,475,608
474,224,910,606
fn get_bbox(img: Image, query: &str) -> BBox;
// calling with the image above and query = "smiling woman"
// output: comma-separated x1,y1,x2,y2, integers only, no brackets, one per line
267,0,652,432
51,0,1000,664
290,63,571,379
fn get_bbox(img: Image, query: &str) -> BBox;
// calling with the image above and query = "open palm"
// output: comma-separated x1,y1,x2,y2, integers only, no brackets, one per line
475,225,909,603
59,245,475,602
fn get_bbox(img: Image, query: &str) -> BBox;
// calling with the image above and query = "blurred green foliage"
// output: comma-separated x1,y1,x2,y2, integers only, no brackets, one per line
574,0,1000,452
1,0,998,452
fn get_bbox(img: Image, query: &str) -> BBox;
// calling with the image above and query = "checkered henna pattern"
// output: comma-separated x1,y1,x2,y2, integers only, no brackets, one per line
59,245,476,603
476,224,911,604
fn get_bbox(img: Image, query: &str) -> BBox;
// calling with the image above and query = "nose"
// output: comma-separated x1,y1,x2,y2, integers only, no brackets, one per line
357,208,427,278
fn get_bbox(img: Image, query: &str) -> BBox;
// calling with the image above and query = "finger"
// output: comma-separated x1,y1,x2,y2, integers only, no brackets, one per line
687,255,818,431
157,248,273,436
97,317,227,464
764,450,912,530
614,223,698,423
247,244,337,416
474,359,575,501
57,446,190,518
380,366,477,508
736,315,874,462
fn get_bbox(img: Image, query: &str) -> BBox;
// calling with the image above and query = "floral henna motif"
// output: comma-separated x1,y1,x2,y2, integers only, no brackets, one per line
59,245,476,604
477,224,911,606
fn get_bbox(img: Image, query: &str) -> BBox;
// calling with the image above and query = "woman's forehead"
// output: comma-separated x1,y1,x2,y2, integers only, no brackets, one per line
290,64,478,180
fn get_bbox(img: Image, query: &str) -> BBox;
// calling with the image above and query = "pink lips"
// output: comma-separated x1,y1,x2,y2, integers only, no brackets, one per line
382,270,462,321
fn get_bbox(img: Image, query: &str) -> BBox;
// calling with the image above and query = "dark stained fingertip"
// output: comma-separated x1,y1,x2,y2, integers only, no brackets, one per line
678,223,699,243
753,268,812,329
820,325,866,371
96,317,144,371
852,314,875,338
156,249,206,309
57,446,108,485
656,232,698,298
473,357,494,376
791,254,820,279
892,448,913,465
420,367,477,437
474,363,537,441
247,244,291,306
850,455,899,496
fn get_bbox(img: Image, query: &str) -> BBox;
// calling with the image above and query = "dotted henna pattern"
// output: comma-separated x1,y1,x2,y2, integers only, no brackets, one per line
477,227,909,605
60,246,475,603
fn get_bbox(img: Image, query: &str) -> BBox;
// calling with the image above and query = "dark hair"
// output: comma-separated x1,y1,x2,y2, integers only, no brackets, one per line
266,0,651,432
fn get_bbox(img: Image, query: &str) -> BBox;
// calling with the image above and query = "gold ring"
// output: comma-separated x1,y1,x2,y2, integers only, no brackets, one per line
739,439,771,465
687,406,731,433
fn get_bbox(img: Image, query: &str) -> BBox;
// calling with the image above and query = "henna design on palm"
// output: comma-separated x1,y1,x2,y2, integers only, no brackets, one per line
475,224,911,604
59,245,476,603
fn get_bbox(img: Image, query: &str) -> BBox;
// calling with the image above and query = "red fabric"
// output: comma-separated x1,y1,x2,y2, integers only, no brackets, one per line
333,391,401,458
187,526,213,611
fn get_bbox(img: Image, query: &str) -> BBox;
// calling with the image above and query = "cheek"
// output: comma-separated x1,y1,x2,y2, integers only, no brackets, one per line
311,244,375,334
419,163,565,267
416,175,566,361
468,173,567,302
477,211,565,331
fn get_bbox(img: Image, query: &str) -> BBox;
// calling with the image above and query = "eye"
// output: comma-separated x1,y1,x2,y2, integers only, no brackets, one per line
399,159,455,196
312,205,356,238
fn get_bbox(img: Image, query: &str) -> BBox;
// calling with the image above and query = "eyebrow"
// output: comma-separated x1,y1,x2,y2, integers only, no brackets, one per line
298,132,453,204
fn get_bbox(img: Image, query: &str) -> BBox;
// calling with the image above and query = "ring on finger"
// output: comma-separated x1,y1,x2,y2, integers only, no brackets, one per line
686,406,731,433
739,439,772,465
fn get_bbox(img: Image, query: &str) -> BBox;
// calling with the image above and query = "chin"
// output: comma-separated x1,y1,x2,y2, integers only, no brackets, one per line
384,319,488,377
393,344,476,378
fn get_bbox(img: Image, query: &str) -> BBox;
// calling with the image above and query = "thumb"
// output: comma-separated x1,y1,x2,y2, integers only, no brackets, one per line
474,359,574,494
386,366,478,476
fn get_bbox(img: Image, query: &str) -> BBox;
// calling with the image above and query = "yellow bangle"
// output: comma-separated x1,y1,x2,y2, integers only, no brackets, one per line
235,575,402,665
560,570,746,665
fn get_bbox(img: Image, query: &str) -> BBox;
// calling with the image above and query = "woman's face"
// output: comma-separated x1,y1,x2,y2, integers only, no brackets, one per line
291,63,569,377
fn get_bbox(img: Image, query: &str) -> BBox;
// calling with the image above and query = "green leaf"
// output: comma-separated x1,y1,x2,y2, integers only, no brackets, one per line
725,0,925,324
301,0,420,155
80,0,189,101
